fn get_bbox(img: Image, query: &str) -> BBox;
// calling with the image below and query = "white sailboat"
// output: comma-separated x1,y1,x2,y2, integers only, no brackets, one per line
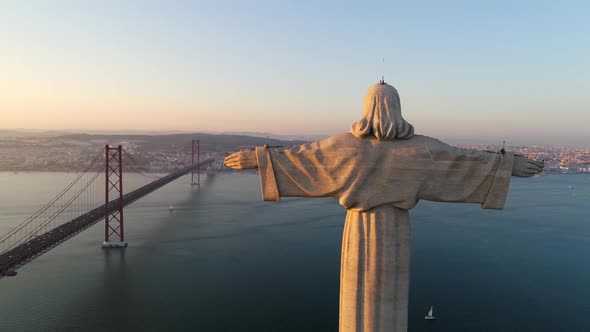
424,305,436,320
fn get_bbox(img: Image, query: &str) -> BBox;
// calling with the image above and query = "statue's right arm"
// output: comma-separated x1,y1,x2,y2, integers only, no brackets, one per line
224,149,258,170
512,155,543,177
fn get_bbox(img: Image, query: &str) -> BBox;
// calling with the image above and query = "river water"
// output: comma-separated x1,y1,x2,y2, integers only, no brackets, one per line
0,172,588,331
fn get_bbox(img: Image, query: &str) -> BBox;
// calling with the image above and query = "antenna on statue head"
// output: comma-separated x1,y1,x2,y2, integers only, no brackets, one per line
380,57,385,84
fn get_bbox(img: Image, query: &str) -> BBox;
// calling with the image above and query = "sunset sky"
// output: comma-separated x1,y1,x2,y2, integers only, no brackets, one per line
1,1,589,144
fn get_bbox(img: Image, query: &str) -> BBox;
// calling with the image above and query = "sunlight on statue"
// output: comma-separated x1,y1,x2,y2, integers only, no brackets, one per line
224,82,543,332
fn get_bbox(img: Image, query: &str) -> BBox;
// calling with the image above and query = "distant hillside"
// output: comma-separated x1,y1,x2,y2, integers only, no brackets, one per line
54,133,309,153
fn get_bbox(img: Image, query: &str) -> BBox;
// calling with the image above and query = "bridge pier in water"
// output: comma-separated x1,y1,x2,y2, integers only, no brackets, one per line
102,145,127,248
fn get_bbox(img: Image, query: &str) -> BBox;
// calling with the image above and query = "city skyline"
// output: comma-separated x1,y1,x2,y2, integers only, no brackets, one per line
1,127,588,149
1,1,589,145
1,130,588,173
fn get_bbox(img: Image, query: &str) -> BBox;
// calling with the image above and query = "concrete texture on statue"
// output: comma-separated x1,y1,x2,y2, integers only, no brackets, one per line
255,133,513,332
225,82,542,332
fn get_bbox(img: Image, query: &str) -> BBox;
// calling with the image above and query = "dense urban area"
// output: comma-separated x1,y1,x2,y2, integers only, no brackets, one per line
0,133,304,173
457,144,590,173
0,133,589,174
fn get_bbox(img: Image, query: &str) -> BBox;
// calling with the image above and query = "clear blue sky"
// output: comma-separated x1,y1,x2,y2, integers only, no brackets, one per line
1,0,589,145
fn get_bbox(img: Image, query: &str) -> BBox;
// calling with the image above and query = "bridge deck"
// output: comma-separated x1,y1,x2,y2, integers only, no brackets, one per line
0,159,214,278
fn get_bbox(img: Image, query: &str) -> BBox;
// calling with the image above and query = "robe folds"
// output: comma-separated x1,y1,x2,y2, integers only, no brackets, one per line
255,133,513,332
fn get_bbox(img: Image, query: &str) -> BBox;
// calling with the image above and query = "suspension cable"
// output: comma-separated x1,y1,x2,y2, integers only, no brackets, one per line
0,150,103,244
2,170,103,252
122,151,162,180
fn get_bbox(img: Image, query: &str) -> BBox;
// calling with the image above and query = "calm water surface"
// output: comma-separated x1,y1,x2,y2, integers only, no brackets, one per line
0,172,588,331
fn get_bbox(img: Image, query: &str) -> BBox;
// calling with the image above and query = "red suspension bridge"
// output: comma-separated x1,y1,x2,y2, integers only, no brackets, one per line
0,140,215,278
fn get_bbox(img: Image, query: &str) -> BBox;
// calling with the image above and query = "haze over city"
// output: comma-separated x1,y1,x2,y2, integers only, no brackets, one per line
1,1,589,147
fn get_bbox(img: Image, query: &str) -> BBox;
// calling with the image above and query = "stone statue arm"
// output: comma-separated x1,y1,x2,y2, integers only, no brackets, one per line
419,141,515,209
512,155,543,177
224,149,258,170
227,138,348,201
223,148,544,175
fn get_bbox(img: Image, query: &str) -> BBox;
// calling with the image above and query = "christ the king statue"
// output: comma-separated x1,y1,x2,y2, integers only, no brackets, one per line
224,82,543,332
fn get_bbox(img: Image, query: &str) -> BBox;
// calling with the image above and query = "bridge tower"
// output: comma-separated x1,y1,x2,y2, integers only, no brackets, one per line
191,139,200,185
102,145,127,248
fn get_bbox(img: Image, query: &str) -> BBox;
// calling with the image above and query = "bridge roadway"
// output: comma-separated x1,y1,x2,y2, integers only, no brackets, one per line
0,159,214,278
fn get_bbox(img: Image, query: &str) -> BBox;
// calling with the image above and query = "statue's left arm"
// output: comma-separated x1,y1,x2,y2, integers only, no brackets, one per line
225,138,350,202
420,139,542,209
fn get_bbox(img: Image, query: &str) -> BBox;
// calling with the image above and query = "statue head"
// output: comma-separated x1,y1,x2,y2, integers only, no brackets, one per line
351,82,414,141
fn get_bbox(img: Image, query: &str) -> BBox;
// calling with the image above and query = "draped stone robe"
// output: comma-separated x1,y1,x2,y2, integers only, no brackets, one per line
255,133,513,332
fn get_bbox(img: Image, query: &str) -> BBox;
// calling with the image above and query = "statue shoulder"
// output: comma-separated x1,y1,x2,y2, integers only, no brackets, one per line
322,133,358,146
410,135,455,152
319,133,453,150
287,133,355,152
324,133,447,147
